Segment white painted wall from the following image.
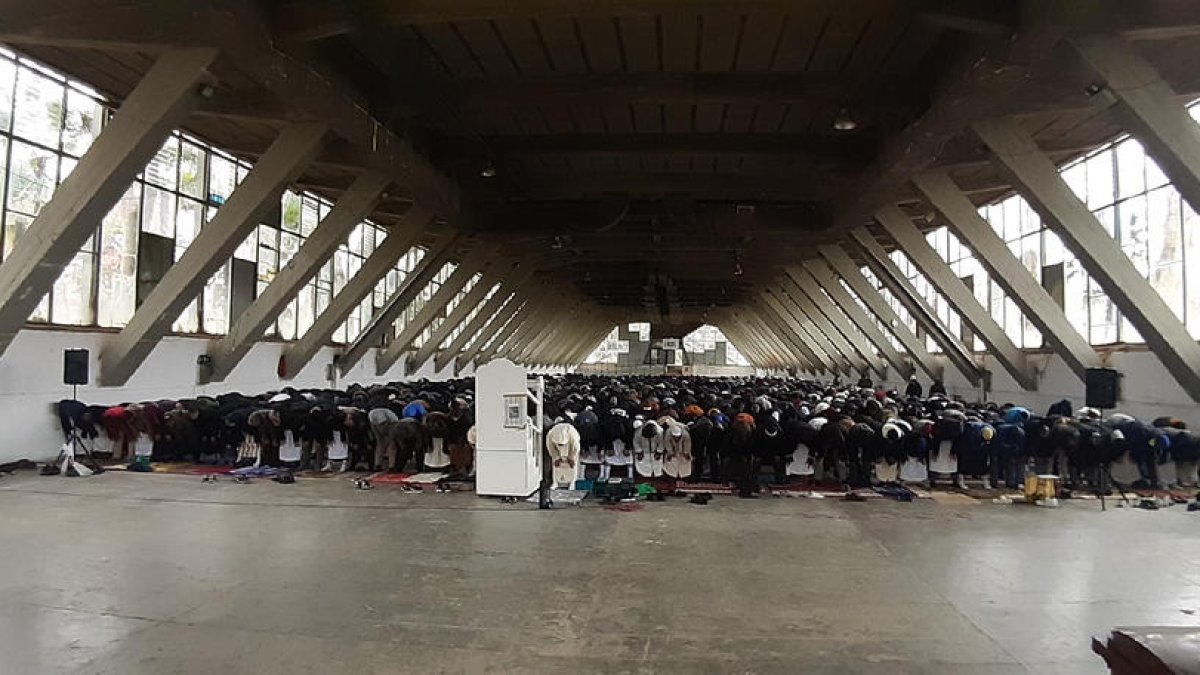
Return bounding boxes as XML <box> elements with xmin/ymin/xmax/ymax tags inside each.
<box><xmin>935</xmin><ymin>349</ymin><xmax>1200</xmax><ymax>423</ymax></box>
<box><xmin>799</xmin><ymin>349</ymin><xmax>1200</xmax><ymax>425</ymax></box>
<box><xmin>11</xmin><ymin>329</ymin><xmax>1198</xmax><ymax>464</ymax></box>
<box><xmin>1</xmin><ymin>329</ymin><xmax>472</xmax><ymax>464</ymax></box>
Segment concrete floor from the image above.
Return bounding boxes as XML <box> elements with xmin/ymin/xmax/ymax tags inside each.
<box><xmin>1</xmin><ymin>473</ymin><xmax>1198</xmax><ymax>674</ymax></box>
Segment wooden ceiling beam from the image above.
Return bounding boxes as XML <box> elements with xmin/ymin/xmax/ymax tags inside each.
<box><xmin>273</xmin><ymin>0</ymin><xmax>893</xmax><ymax>38</ymax></box>
<box><xmin>448</xmin><ymin>72</ymin><xmax>905</xmax><ymax>108</ymax></box>
<box><xmin>436</xmin><ymin>133</ymin><xmax>876</xmax><ymax>163</ymax></box>
<box><xmin>466</xmin><ymin>173</ymin><xmax>841</xmax><ymax>202</ymax></box>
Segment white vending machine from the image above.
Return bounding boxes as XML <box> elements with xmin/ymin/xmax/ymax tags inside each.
<box><xmin>475</xmin><ymin>358</ymin><xmax>544</xmax><ymax>496</ymax></box>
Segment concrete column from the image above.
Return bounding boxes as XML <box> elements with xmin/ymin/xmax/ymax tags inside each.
<box><xmin>404</xmin><ymin>259</ymin><xmax>517</xmax><ymax>373</ymax></box>
<box><xmin>204</xmin><ymin>172</ymin><xmax>394</xmax><ymax>383</ymax></box>
<box><xmin>787</xmin><ymin>263</ymin><xmax>907</xmax><ymax>379</ymax></box>
<box><xmin>770</xmin><ymin>284</ymin><xmax>867</xmax><ymax>373</ymax></box>
<box><xmin>280</xmin><ymin>212</ymin><xmax>432</xmax><ymax>380</ymax></box>
<box><xmin>759</xmin><ymin>290</ymin><xmax>850</xmax><ymax>373</ymax></box>
<box><xmin>0</xmin><ymin>48</ymin><xmax>217</xmax><ymax>358</ymax></box>
<box><xmin>1075</xmin><ymin>35</ymin><xmax>1200</xmax><ymax>222</ymax></box>
<box><xmin>335</xmin><ymin>233</ymin><xmax>463</xmax><ymax>374</ymax></box>
<box><xmin>433</xmin><ymin>271</ymin><xmax>533</xmax><ymax>372</ymax></box>
<box><xmin>809</xmin><ymin>250</ymin><xmax>941</xmax><ymax>380</ymax></box>
<box><xmin>376</xmin><ymin>245</ymin><xmax>493</xmax><ymax>374</ymax></box>
<box><xmin>975</xmin><ymin>115</ymin><xmax>1200</xmax><ymax>400</ymax></box>
<box><xmin>913</xmin><ymin>172</ymin><xmax>1101</xmax><ymax>380</ymax></box>
<box><xmin>102</xmin><ymin>122</ymin><xmax>328</xmax><ymax>385</ymax></box>
<box><xmin>779</xmin><ymin>274</ymin><xmax>889</xmax><ymax>378</ymax></box>
<box><xmin>849</xmin><ymin>227</ymin><xmax>982</xmax><ymax>384</ymax></box>
<box><xmin>856</xmin><ymin>210</ymin><xmax>1036</xmax><ymax>388</ymax></box>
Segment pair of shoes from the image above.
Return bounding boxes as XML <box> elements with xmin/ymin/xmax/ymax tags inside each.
<box><xmin>689</xmin><ymin>493</ymin><xmax>711</xmax><ymax>505</ymax></box>
<box><xmin>353</xmin><ymin>478</ymin><xmax>373</xmax><ymax>490</ymax></box>
<box><xmin>201</xmin><ymin>474</ymin><xmax>219</xmax><ymax>483</ymax></box>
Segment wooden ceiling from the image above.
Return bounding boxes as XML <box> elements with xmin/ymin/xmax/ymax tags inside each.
<box><xmin>273</xmin><ymin>0</ymin><xmax>976</xmax><ymax>322</ymax></box>
<box><xmin>3</xmin><ymin>1</ymin><xmax>1200</xmax><ymax>331</ymax></box>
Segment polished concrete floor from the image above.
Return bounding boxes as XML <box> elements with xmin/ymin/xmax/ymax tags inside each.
<box><xmin>1</xmin><ymin>472</ymin><xmax>1198</xmax><ymax>674</ymax></box>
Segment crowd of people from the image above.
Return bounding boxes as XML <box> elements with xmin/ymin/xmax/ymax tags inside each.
<box><xmin>541</xmin><ymin>375</ymin><xmax>1198</xmax><ymax>496</ymax></box>
<box><xmin>56</xmin><ymin>382</ymin><xmax>477</xmax><ymax>475</ymax></box>
<box><xmin>54</xmin><ymin>373</ymin><xmax>1198</xmax><ymax>498</ymax></box>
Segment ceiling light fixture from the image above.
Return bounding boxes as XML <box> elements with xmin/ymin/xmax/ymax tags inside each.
<box><xmin>833</xmin><ymin>108</ymin><xmax>858</xmax><ymax>131</ymax></box>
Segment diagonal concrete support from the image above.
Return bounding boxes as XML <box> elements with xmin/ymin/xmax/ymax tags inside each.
<box><xmin>457</xmin><ymin>293</ymin><xmax>533</xmax><ymax>370</ymax></box>
<box><xmin>778</xmin><ymin>274</ymin><xmax>888</xmax><ymax>379</ymax></box>
<box><xmin>433</xmin><ymin>271</ymin><xmax>533</xmax><ymax>372</ymax></box>
<box><xmin>739</xmin><ymin>305</ymin><xmax>810</xmax><ymax>370</ymax></box>
<box><xmin>376</xmin><ymin>245</ymin><xmax>492</xmax><ymax>374</ymax></box>
<box><xmin>811</xmin><ymin>250</ymin><xmax>942</xmax><ymax>380</ymax></box>
<box><xmin>744</xmin><ymin>308</ymin><xmax>805</xmax><ymax>370</ymax></box>
<box><xmin>102</xmin><ymin>122</ymin><xmax>328</xmax><ymax>385</ymax></box>
<box><xmin>770</xmin><ymin>283</ymin><xmax>868</xmax><ymax>373</ymax></box>
<box><xmin>545</xmin><ymin>312</ymin><xmax>606</xmax><ymax>365</ymax></box>
<box><xmin>508</xmin><ymin>295</ymin><xmax>586</xmax><ymax>363</ymax></box>
<box><xmin>472</xmin><ymin>292</ymin><xmax>551</xmax><ymax>367</ymax></box>
<box><xmin>1074</xmin><ymin>35</ymin><xmax>1200</xmax><ymax>223</ymax></box>
<box><xmin>759</xmin><ymin>290</ymin><xmax>850</xmax><ymax>373</ymax></box>
<box><xmin>794</xmin><ymin>261</ymin><xmax>912</xmax><ymax>378</ymax></box>
<box><xmin>849</xmin><ymin>227</ymin><xmax>982</xmax><ymax>384</ymax></box>
<box><xmin>975</xmin><ymin>116</ymin><xmax>1200</xmax><ymax>400</ymax></box>
<box><xmin>717</xmin><ymin>314</ymin><xmax>773</xmax><ymax>368</ymax></box>
<box><xmin>203</xmin><ymin>172</ymin><xmax>394</xmax><ymax>383</ymax></box>
<box><xmin>335</xmin><ymin>234</ymin><xmax>464</xmax><ymax>374</ymax></box>
<box><xmin>787</xmin><ymin>263</ymin><xmax>902</xmax><ymax>379</ymax></box>
<box><xmin>282</xmin><ymin>211</ymin><xmax>433</xmax><ymax>379</ymax></box>
<box><xmin>913</xmin><ymin>172</ymin><xmax>1101</xmax><ymax>381</ymax></box>
<box><xmin>570</xmin><ymin>319</ymin><xmax>616</xmax><ymax>365</ymax></box>
<box><xmin>744</xmin><ymin>300</ymin><xmax>819</xmax><ymax>371</ymax></box>
<box><xmin>717</xmin><ymin>319</ymin><xmax>771</xmax><ymax>368</ymax></box>
<box><xmin>566</xmin><ymin>321</ymin><xmax>615</xmax><ymax>365</ymax></box>
<box><xmin>407</xmin><ymin>261</ymin><xmax>516</xmax><ymax>373</ymax></box>
<box><xmin>717</xmin><ymin>319</ymin><xmax>764</xmax><ymax>368</ymax></box>
<box><xmin>490</xmin><ymin>299</ymin><xmax>556</xmax><ymax>364</ymax></box>
<box><xmin>372</xmin><ymin>246</ymin><xmax>489</xmax><ymax>372</ymax></box>
<box><xmin>866</xmin><ymin>211</ymin><xmax>1036</xmax><ymax>389</ymax></box>
<box><xmin>518</xmin><ymin>308</ymin><xmax>590</xmax><ymax>364</ymax></box>
<box><xmin>0</xmin><ymin>48</ymin><xmax>217</xmax><ymax>358</ymax></box>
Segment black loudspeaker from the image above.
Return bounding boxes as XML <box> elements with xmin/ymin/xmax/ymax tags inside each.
<box><xmin>63</xmin><ymin>348</ymin><xmax>90</xmax><ymax>386</ymax></box>
<box><xmin>1084</xmin><ymin>368</ymin><xmax>1120</xmax><ymax>409</ymax></box>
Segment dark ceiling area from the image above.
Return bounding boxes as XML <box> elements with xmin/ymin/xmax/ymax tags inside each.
<box><xmin>3</xmin><ymin>0</ymin><xmax>1200</xmax><ymax>335</ymax></box>
<box><xmin>273</xmin><ymin>0</ymin><xmax>976</xmax><ymax>323</ymax></box>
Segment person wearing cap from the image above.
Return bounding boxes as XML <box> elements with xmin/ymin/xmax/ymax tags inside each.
<box><xmin>661</xmin><ymin>418</ymin><xmax>692</xmax><ymax>479</ymax></box>
<box><xmin>905</xmin><ymin>376</ymin><xmax>923</xmax><ymax>399</ymax></box>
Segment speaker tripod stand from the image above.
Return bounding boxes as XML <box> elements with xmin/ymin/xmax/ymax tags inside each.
<box><xmin>44</xmin><ymin>382</ymin><xmax>102</xmax><ymax>476</ymax></box>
